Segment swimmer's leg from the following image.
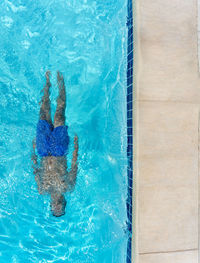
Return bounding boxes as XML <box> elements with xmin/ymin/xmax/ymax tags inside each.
<box><xmin>54</xmin><ymin>71</ymin><xmax>66</xmax><ymax>128</ymax></box>
<box><xmin>39</xmin><ymin>71</ymin><xmax>52</xmax><ymax>125</ymax></box>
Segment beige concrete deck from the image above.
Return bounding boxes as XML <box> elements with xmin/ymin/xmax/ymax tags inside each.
<box><xmin>135</xmin><ymin>0</ymin><xmax>200</xmax><ymax>262</ymax></box>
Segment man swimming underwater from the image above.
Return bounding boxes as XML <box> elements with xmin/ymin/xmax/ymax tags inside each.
<box><xmin>31</xmin><ymin>71</ymin><xmax>78</xmax><ymax>217</ymax></box>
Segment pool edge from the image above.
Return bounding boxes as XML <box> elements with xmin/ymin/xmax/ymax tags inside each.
<box><xmin>126</xmin><ymin>0</ymin><xmax>139</xmax><ymax>262</ymax></box>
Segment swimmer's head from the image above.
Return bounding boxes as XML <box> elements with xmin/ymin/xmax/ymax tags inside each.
<box><xmin>50</xmin><ymin>193</ymin><xmax>66</xmax><ymax>217</ymax></box>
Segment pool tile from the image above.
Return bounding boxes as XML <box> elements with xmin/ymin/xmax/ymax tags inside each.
<box><xmin>138</xmin><ymin>101</ymin><xmax>199</xmax><ymax>253</ymax></box>
<box><xmin>139</xmin><ymin>183</ymin><xmax>198</xmax><ymax>253</ymax></box>
<box><xmin>138</xmin><ymin>0</ymin><xmax>200</xmax><ymax>102</ymax></box>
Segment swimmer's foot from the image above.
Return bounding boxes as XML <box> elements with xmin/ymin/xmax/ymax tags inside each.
<box><xmin>46</xmin><ymin>70</ymin><xmax>51</xmax><ymax>79</ymax></box>
<box><xmin>57</xmin><ymin>71</ymin><xmax>63</xmax><ymax>82</ymax></box>
<box><xmin>45</xmin><ymin>71</ymin><xmax>51</xmax><ymax>88</ymax></box>
<box><xmin>57</xmin><ymin>71</ymin><xmax>65</xmax><ymax>98</ymax></box>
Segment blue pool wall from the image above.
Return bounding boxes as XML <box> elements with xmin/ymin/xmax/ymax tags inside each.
<box><xmin>127</xmin><ymin>0</ymin><xmax>133</xmax><ymax>262</ymax></box>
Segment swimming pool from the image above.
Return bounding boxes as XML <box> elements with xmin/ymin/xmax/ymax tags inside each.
<box><xmin>0</xmin><ymin>0</ymin><xmax>129</xmax><ymax>262</ymax></box>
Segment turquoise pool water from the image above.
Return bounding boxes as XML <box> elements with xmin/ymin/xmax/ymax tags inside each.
<box><xmin>0</xmin><ymin>0</ymin><xmax>128</xmax><ymax>262</ymax></box>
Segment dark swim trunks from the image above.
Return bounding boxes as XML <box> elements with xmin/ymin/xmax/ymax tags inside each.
<box><xmin>36</xmin><ymin>120</ymin><xmax>70</xmax><ymax>157</ymax></box>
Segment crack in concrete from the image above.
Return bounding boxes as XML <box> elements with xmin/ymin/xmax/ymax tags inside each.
<box><xmin>139</xmin><ymin>248</ymin><xmax>198</xmax><ymax>255</ymax></box>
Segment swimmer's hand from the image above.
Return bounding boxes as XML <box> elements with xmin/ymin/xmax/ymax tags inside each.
<box><xmin>73</xmin><ymin>134</ymin><xmax>78</xmax><ymax>170</ymax></box>
<box><xmin>74</xmin><ymin>134</ymin><xmax>78</xmax><ymax>152</ymax></box>
<box><xmin>32</xmin><ymin>138</ymin><xmax>36</xmax><ymax>149</ymax></box>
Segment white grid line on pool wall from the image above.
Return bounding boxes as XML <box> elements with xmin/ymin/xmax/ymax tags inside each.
<box><xmin>126</xmin><ymin>0</ymin><xmax>133</xmax><ymax>262</ymax></box>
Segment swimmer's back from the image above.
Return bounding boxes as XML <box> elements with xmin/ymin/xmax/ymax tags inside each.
<box><xmin>40</xmin><ymin>156</ymin><xmax>68</xmax><ymax>194</ymax></box>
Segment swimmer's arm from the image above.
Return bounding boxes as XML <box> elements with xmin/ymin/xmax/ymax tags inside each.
<box><xmin>31</xmin><ymin>138</ymin><xmax>38</xmax><ymax>168</ymax></box>
<box><xmin>31</xmin><ymin>138</ymin><xmax>39</xmax><ymax>168</ymax></box>
<box><xmin>67</xmin><ymin>135</ymin><xmax>78</xmax><ymax>192</ymax></box>
<box><xmin>31</xmin><ymin>139</ymin><xmax>43</xmax><ymax>194</ymax></box>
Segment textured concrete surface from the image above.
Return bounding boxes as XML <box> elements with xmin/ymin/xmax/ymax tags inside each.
<box><xmin>137</xmin><ymin>0</ymin><xmax>200</xmax><ymax>261</ymax></box>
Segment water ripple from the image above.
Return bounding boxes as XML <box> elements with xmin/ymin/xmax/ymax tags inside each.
<box><xmin>0</xmin><ymin>0</ymin><xmax>127</xmax><ymax>262</ymax></box>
